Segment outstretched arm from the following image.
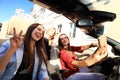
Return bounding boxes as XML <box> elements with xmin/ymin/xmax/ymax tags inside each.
<box><xmin>72</xmin><ymin>46</ymin><xmax>108</xmax><ymax>68</ymax></box>
<box><xmin>80</xmin><ymin>43</ymin><xmax>98</xmax><ymax>51</ymax></box>
<box><xmin>0</xmin><ymin>28</ymin><xmax>23</xmax><ymax>71</ymax></box>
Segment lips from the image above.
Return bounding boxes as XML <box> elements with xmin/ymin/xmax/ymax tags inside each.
<box><xmin>35</xmin><ymin>33</ymin><xmax>42</xmax><ymax>39</ymax></box>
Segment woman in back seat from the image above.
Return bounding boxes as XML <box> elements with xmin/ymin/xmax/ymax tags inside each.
<box><xmin>58</xmin><ymin>33</ymin><xmax>108</xmax><ymax>80</ymax></box>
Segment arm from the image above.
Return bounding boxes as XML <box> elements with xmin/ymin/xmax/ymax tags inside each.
<box><xmin>72</xmin><ymin>46</ymin><xmax>108</xmax><ymax>68</ymax></box>
<box><xmin>80</xmin><ymin>43</ymin><xmax>98</xmax><ymax>51</ymax></box>
<box><xmin>0</xmin><ymin>45</ymin><xmax>17</xmax><ymax>71</ymax></box>
<box><xmin>70</xmin><ymin>43</ymin><xmax>98</xmax><ymax>52</ymax></box>
<box><xmin>0</xmin><ymin>28</ymin><xmax>23</xmax><ymax>71</ymax></box>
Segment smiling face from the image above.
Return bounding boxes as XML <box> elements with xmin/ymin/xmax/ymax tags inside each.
<box><xmin>59</xmin><ymin>34</ymin><xmax>70</xmax><ymax>48</ymax></box>
<box><xmin>31</xmin><ymin>25</ymin><xmax>44</xmax><ymax>41</ymax></box>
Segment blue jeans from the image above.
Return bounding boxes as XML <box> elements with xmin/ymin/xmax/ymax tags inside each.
<box><xmin>66</xmin><ymin>72</ymin><xmax>106</xmax><ymax>80</ymax></box>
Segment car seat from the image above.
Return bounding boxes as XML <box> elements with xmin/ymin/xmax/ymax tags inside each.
<box><xmin>47</xmin><ymin>46</ymin><xmax>63</xmax><ymax>80</ymax></box>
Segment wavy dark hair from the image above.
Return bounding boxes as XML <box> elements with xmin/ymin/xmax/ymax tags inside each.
<box><xmin>23</xmin><ymin>23</ymin><xmax>48</xmax><ymax>77</ymax></box>
<box><xmin>58</xmin><ymin>33</ymin><xmax>71</xmax><ymax>50</ymax></box>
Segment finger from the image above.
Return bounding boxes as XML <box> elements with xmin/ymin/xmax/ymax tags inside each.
<box><xmin>13</xmin><ymin>27</ymin><xmax>16</xmax><ymax>36</ymax></box>
<box><xmin>18</xmin><ymin>30</ymin><xmax>23</xmax><ymax>36</ymax></box>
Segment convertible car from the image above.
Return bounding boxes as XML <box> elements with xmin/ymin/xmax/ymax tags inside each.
<box><xmin>29</xmin><ymin>0</ymin><xmax>118</xmax><ymax>39</ymax></box>
<box><xmin>0</xmin><ymin>0</ymin><xmax>120</xmax><ymax>80</ymax></box>
<box><xmin>28</xmin><ymin>0</ymin><xmax>120</xmax><ymax>80</ymax></box>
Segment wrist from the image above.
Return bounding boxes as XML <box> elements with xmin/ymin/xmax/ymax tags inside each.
<box><xmin>84</xmin><ymin>55</ymin><xmax>97</xmax><ymax>66</ymax></box>
<box><xmin>90</xmin><ymin>43</ymin><xmax>94</xmax><ymax>47</ymax></box>
<box><xmin>9</xmin><ymin>47</ymin><xmax>18</xmax><ymax>52</ymax></box>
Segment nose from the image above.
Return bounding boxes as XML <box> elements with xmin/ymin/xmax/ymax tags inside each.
<box><xmin>38</xmin><ymin>31</ymin><xmax>44</xmax><ymax>36</ymax></box>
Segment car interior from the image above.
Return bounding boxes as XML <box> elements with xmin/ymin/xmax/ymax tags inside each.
<box><xmin>28</xmin><ymin>0</ymin><xmax>120</xmax><ymax>80</ymax></box>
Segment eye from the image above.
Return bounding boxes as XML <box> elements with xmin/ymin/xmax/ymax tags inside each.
<box><xmin>37</xmin><ymin>28</ymin><xmax>41</xmax><ymax>31</ymax></box>
<box><xmin>37</xmin><ymin>28</ymin><xmax>44</xmax><ymax>32</ymax></box>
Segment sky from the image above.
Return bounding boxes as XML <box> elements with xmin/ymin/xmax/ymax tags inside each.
<box><xmin>0</xmin><ymin>0</ymin><xmax>34</xmax><ymax>23</ymax></box>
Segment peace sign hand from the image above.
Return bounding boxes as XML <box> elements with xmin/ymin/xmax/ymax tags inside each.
<box><xmin>10</xmin><ymin>27</ymin><xmax>23</xmax><ymax>49</ymax></box>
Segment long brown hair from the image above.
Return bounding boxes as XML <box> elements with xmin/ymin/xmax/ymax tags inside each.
<box><xmin>58</xmin><ymin>33</ymin><xmax>71</xmax><ymax>50</ymax></box>
<box><xmin>23</xmin><ymin>23</ymin><xmax>48</xmax><ymax>75</ymax></box>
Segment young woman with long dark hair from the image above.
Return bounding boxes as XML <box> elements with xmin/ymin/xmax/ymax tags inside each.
<box><xmin>0</xmin><ymin>23</ymin><xmax>49</xmax><ymax>80</ymax></box>
<box><xmin>58</xmin><ymin>33</ymin><xmax>108</xmax><ymax>80</ymax></box>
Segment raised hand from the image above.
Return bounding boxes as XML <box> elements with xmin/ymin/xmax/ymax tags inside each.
<box><xmin>0</xmin><ymin>28</ymin><xmax>23</xmax><ymax>70</ymax></box>
<box><xmin>93</xmin><ymin>46</ymin><xmax>108</xmax><ymax>63</ymax></box>
<box><xmin>10</xmin><ymin>27</ymin><xmax>23</xmax><ymax>49</ymax></box>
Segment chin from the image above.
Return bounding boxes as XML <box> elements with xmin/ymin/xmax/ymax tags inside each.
<box><xmin>33</xmin><ymin>38</ymin><xmax>39</xmax><ymax>42</ymax></box>
<box><xmin>36</xmin><ymin>39</ymin><xmax>40</xmax><ymax>41</ymax></box>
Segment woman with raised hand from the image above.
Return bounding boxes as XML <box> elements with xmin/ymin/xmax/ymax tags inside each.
<box><xmin>0</xmin><ymin>23</ymin><xmax>49</xmax><ymax>80</ymax></box>
<box><xmin>58</xmin><ymin>33</ymin><xmax>108</xmax><ymax>80</ymax></box>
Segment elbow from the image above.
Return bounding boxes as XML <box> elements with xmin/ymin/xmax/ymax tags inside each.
<box><xmin>72</xmin><ymin>60</ymin><xmax>79</xmax><ymax>68</ymax></box>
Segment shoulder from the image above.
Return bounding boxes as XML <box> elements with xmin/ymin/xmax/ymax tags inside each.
<box><xmin>60</xmin><ymin>49</ymin><xmax>68</xmax><ymax>56</ymax></box>
<box><xmin>60</xmin><ymin>49</ymin><xmax>66</xmax><ymax>53</ymax></box>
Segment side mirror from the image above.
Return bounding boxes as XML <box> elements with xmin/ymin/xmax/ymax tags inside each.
<box><xmin>76</xmin><ymin>17</ymin><xmax>93</xmax><ymax>27</ymax></box>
